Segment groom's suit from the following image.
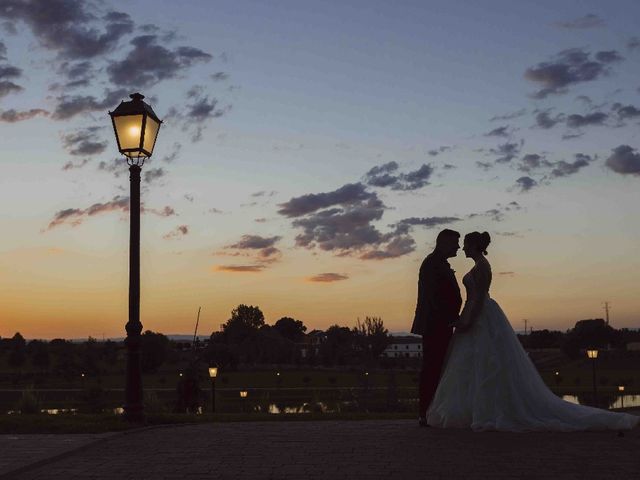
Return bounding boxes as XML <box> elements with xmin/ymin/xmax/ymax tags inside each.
<box><xmin>411</xmin><ymin>252</ymin><xmax>462</xmax><ymax>418</ymax></box>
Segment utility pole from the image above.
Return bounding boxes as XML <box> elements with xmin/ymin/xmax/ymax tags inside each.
<box><xmin>523</xmin><ymin>319</ymin><xmax>528</xmax><ymax>335</ymax></box>
<box><xmin>603</xmin><ymin>302</ymin><xmax>610</xmax><ymax>326</ymax></box>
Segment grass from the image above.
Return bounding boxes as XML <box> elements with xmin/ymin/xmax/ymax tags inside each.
<box><xmin>0</xmin><ymin>411</ymin><xmax>418</xmax><ymax>434</ymax></box>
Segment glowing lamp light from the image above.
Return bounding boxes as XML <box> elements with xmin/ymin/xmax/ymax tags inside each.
<box><xmin>109</xmin><ymin>93</ymin><xmax>162</xmax><ymax>165</ymax></box>
<box><xmin>555</xmin><ymin>371</ymin><xmax>559</xmax><ymax>376</ymax></box>
<box><xmin>208</xmin><ymin>367</ymin><xmax>218</xmax><ymax>378</ymax></box>
<box><xmin>240</xmin><ymin>390</ymin><xmax>248</xmax><ymax>398</ymax></box>
<box><xmin>618</xmin><ymin>385</ymin><xmax>625</xmax><ymax>392</ymax></box>
<box><xmin>587</xmin><ymin>349</ymin><xmax>599</xmax><ymax>359</ymax></box>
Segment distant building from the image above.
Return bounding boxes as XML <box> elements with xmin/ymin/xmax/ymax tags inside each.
<box><xmin>627</xmin><ymin>342</ymin><xmax>640</xmax><ymax>351</ymax></box>
<box><xmin>382</xmin><ymin>336</ymin><xmax>422</xmax><ymax>358</ymax></box>
<box><xmin>299</xmin><ymin>330</ymin><xmax>326</xmax><ymax>358</ymax></box>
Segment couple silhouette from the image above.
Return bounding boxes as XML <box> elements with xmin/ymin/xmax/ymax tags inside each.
<box><xmin>411</xmin><ymin>229</ymin><xmax>638</xmax><ymax>432</ymax></box>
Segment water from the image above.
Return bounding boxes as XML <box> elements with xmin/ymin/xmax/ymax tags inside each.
<box><xmin>3</xmin><ymin>389</ymin><xmax>639</xmax><ymax>414</ymax></box>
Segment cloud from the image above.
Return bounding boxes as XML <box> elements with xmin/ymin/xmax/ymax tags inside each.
<box><xmin>565</xmin><ymin>111</ymin><xmax>608</xmax><ymax>128</ymax></box>
<box><xmin>363</xmin><ymin>162</ymin><xmax>434</xmax><ymax>190</ymax></box>
<box><xmin>97</xmin><ymin>158</ymin><xmax>124</xmax><ymax>177</ymax></box>
<box><xmin>46</xmin><ymin>195</ymin><xmax>129</xmax><ymax>230</ymax></box>
<box><xmin>467</xmin><ymin>202</ymin><xmax>521</xmax><ymax>223</ymax></box>
<box><xmin>363</xmin><ymin>161</ymin><xmax>399</xmax><ymax>187</ymax></box>
<box><xmin>534</xmin><ymin>110</ymin><xmax>564</xmax><ymax>129</ymax></box>
<box><xmin>554</xmin><ymin>14</ymin><xmax>604</xmax><ymax>29</ymax></box>
<box><xmin>144</xmin><ymin>205</ymin><xmax>176</xmax><ymax>217</ymax></box>
<box><xmin>222</xmin><ymin>234</ymin><xmax>283</xmax><ymax>265</ymax></box>
<box><xmin>359</xmin><ymin>236</ymin><xmax>416</xmax><ymax>260</ymax></box>
<box><xmin>62</xmin><ymin>158</ymin><xmax>90</xmax><ymax>170</ymax></box>
<box><xmin>612</xmin><ymin>103</ymin><xmax>640</xmax><ymax>121</ymax></box>
<box><xmin>485</xmin><ymin>126</ymin><xmax>510</xmax><ymax>137</ymax></box>
<box><xmin>498</xmin><ymin>271</ymin><xmax>516</xmax><ymax>276</ymax></box>
<box><xmin>107</xmin><ymin>35</ymin><xmax>211</xmax><ymax>87</ymax></box>
<box><xmin>0</xmin><ymin>62</ymin><xmax>23</xmax><ymax>97</ymax></box>
<box><xmin>491</xmin><ymin>141</ymin><xmax>522</xmax><ymax>163</ymax></box>
<box><xmin>489</xmin><ymin>109</ymin><xmax>526</xmax><ymax>122</ymax></box>
<box><xmin>228</xmin><ymin>235</ymin><xmax>281</xmax><ymax>250</ymax></box>
<box><xmin>548</xmin><ymin>154</ymin><xmax>594</xmax><ymax>178</ymax></box>
<box><xmin>143</xmin><ymin>167</ymin><xmax>166</xmax><ymax>184</ymax></box>
<box><xmin>214</xmin><ymin>265</ymin><xmax>265</xmax><ymax>273</ymax></box>
<box><xmin>525</xmin><ymin>48</ymin><xmax>622</xmax><ymax>98</ymax></box>
<box><xmin>476</xmin><ymin>161</ymin><xmax>493</xmax><ymax>171</ymax></box>
<box><xmin>211</xmin><ymin>71</ymin><xmax>229</xmax><ymax>81</ymax></box>
<box><xmin>307</xmin><ymin>273</ymin><xmax>349</xmax><ymax>283</ymax></box>
<box><xmin>279</xmin><ymin>182</ymin><xmax>414</xmax><ymax>259</ymax></box>
<box><xmin>518</xmin><ymin>154</ymin><xmax>544</xmax><ymax>172</ymax></box>
<box><xmin>159</xmin><ymin>142</ymin><xmax>182</xmax><ymax>163</ymax></box>
<box><xmin>562</xmin><ymin>132</ymin><xmax>584</xmax><ymax>140</ymax></box>
<box><xmin>208</xmin><ymin>207</ymin><xmax>224</xmax><ymax>214</ymax></box>
<box><xmin>251</xmin><ymin>190</ymin><xmax>278</xmax><ymax>198</ymax></box>
<box><xmin>54</xmin><ymin>60</ymin><xmax>94</xmax><ymax>89</ymax></box>
<box><xmin>61</xmin><ymin>127</ymin><xmax>107</xmax><ymax>156</ymax></box>
<box><xmin>393</xmin><ymin>216</ymin><xmax>461</xmax><ymax>235</ymax></box>
<box><xmin>605</xmin><ymin>145</ymin><xmax>640</xmax><ymax>175</ymax></box>
<box><xmin>628</xmin><ymin>37</ymin><xmax>640</xmax><ymax>50</ymax></box>
<box><xmin>278</xmin><ymin>183</ymin><xmax>374</xmax><ymax>218</ymax></box>
<box><xmin>168</xmin><ymin>87</ymin><xmax>230</xmax><ymax>142</ymax></box>
<box><xmin>163</xmin><ymin>225</ymin><xmax>188</xmax><ymax>240</ymax></box>
<box><xmin>0</xmin><ymin>108</ymin><xmax>49</xmax><ymax>122</ymax></box>
<box><xmin>427</xmin><ymin>145</ymin><xmax>452</xmax><ymax>156</ymax></box>
<box><xmin>515</xmin><ymin>176</ymin><xmax>538</xmax><ymax>192</ymax></box>
<box><xmin>0</xmin><ymin>40</ymin><xmax>6</xmax><ymax>60</ymax></box>
<box><xmin>0</xmin><ymin>2</ymin><xmax>134</xmax><ymax>60</ymax></box>
<box><xmin>52</xmin><ymin>88</ymin><xmax>128</xmax><ymax>120</ymax></box>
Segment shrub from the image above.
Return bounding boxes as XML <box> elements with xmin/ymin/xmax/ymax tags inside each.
<box><xmin>16</xmin><ymin>388</ymin><xmax>41</xmax><ymax>414</ymax></box>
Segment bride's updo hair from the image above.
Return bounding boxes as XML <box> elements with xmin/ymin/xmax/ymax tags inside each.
<box><xmin>465</xmin><ymin>231</ymin><xmax>491</xmax><ymax>255</ymax></box>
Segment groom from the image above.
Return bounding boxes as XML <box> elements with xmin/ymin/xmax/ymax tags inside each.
<box><xmin>411</xmin><ymin>229</ymin><xmax>462</xmax><ymax>426</ymax></box>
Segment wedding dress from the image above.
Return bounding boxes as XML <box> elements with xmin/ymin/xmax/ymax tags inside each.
<box><xmin>427</xmin><ymin>260</ymin><xmax>639</xmax><ymax>432</ymax></box>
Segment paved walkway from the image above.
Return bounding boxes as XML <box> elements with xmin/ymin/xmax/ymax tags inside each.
<box><xmin>2</xmin><ymin>420</ymin><xmax>639</xmax><ymax>479</ymax></box>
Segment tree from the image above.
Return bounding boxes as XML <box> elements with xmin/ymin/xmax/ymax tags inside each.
<box><xmin>221</xmin><ymin>304</ymin><xmax>265</xmax><ymax>344</ymax></box>
<box><xmin>273</xmin><ymin>317</ymin><xmax>307</xmax><ymax>342</ymax></box>
<box><xmin>8</xmin><ymin>332</ymin><xmax>27</xmax><ymax>371</ymax></box>
<box><xmin>141</xmin><ymin>330</ymin><xmax>170</xmax><ymax>373</ymax></box>
<box><xmin>320</xmin><ymin>325</ymin><xmax>356</xmax><ymax>366</ymax></box>
<box><xmin>353</xmin><ymin>316</ymin><xmax>391</xmax><ymax>361</ymax></box>
<box><xmin>28</xmin><ymin>340</ymin><xmax>50</xmax><ymax>372</ymax></box>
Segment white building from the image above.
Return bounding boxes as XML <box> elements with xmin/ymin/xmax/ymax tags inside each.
<box><xmin>383</xmin><ymin>336</ymin><xmax>422</xmax><ymax>358</ymax></box>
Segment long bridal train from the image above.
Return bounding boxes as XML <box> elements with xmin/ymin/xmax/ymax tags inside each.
<box><xmin>427</xmin><ymin>297</ymin><xmax>639</xmax><ymax>432</ymax></box>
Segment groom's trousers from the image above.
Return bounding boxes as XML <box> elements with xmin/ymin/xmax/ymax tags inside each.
<box><xmin>419</xmin><ymin>322</ymin><xmax>453</xmax><ymax>417</ymax></box>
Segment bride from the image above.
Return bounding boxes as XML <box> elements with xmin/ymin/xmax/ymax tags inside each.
<box><xmin>427</xmin><ymin>231</ymin><xmax>639</xmax><ymax>431</ymax></box>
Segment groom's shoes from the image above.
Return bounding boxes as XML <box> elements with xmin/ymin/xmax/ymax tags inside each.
<box><xmin>418</xmin><ymin>417</ymin><xmax>430</xmax><ymax>428</ymax></box>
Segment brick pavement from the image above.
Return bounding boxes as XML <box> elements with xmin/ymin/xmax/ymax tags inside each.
<box><xmin>2</xmin><ymin>419</ymin><xmax>639</xmax><ymax>479</ymax></box>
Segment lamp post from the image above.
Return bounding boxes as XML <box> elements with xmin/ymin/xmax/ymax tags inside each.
<box><xmin>208</xmin><ymin>367</ymin><xmax>218</xmax><ymax>413</ymax></box>
<box><xmin>109</xmin><ymin>93</ymin><xmax>162</xmax><ymax>422</ymax></box>
<box><xmin>618</xmin><ymin>385</ymin><xmax>625</xmax><ymax>409</ymax></box>
<box><xmin>586</xmin><ymin>349</ymin><xmax>599</xmax><ymax>407</ymax></box>
<box><xmin>240</xmin><ymin>390</ymin><xmax>248</xmax><ymax>413</ymax></box>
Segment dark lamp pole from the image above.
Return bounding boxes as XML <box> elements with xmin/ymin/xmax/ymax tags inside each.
<box><xmin>587</xmin><ymin>349</ymin><xmax>598</xmax><ymax>407</ymax></box>
<box><xmin>208</xmin><ymin>367</ymin><xmax>218</xmax><ymax>413</ymax></box>
<box><xmin>109</xmin><ymin>93</ymin><xmax>163</xmax><ymax>422</ymax></box>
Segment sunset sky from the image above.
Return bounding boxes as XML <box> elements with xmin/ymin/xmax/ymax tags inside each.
<box><xmin>1</xmin><ymin>0</ymin><xmax>639</xmax><ymax>339</ymax></box>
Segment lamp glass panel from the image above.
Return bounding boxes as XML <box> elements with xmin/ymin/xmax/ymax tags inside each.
<box><xmin>143</xmin><ymin>116</ymin><xmax>160</xmax><ymax>154</ymax></box>
<box><xmin>114</xmin><ymin>114</ymin><xmax>144</xmax><ymax>151</ymax></box>
<box><xmin>209</xmin><ymin>367</ymin><xmax>218</xmax><ymax>378</ymax></box>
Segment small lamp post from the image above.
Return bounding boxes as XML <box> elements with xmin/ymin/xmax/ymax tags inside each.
<box><xmin>240</xmin><ymin>390</ymin><xmax>248</xmax><ymax>413</ymax></box>
<box><xmin>554</xmin><ymin>371</ymin><xmax>560</xmax><ymax>387</ymax></box>
<box><xmin>208</xmin><ymin>367</ymin><xmax>218</xmax><ymax>413</ymax></box>
<box><xmin>109</xmin><ymin>93</ymin><xmax>162</xmax><ymax>422</ymax></box>
<box><xmin>587</xmin><ymin>349</ymin><xmax>599</xmax><ymax>406</ymax></box>
<box><xmin>618</xmin><ymin>385</ymin><xmax>625</xmax><ymax>409</ymax></box>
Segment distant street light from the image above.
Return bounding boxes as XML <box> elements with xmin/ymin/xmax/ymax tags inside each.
<box><xmin>586</xmin><ymin>349</ymin><xmax>599</xmax><ymax>406</ymax></box>
<box><xmin>618</xmin><ymin>385</ymin><xmax>625</xmax><ymax>409</ymax></box>
<box><xmin>240</xmin><ymin>390</ymin><xmax>248</xmax><ymax>413</ymax></box>
<box><xmin>109</xmin><ymin>93</ymin><xmax>163</xmax><ymax>422</ymax></box>
<box><xmin>208</xmin><ymin>367</ymin><xmax>218</xmax><ymax>413</ymax></box>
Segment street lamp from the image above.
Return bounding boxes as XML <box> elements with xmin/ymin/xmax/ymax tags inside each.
<box><xmin>208</xmin><ymin>367</ymin><xmax>218</xmax><ymax>413</ymax></box>
<box><xmin>618</xmin><ymin>385</ymin><xmax>625</xmax><ymax>409</ymax></box>
<box><xmin>586</xmin><ymin>349</ymin><xmax>598</xmax><ymax>407</ymax></box>
<box><xmin>240</xmin><ymin>390</ymin><xmax>248</xmax><ymax>413</ymax></box>
<box><xmin>109</xmin><ymin>93</ymin><xmax>163</xmax><ymax>422</ymax></box>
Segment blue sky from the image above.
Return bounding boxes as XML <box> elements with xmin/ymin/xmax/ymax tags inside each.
<box><xmin>0</xmin><ymin>0</ymin><xmax>639</xmax><ymax>338</ymax></box>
